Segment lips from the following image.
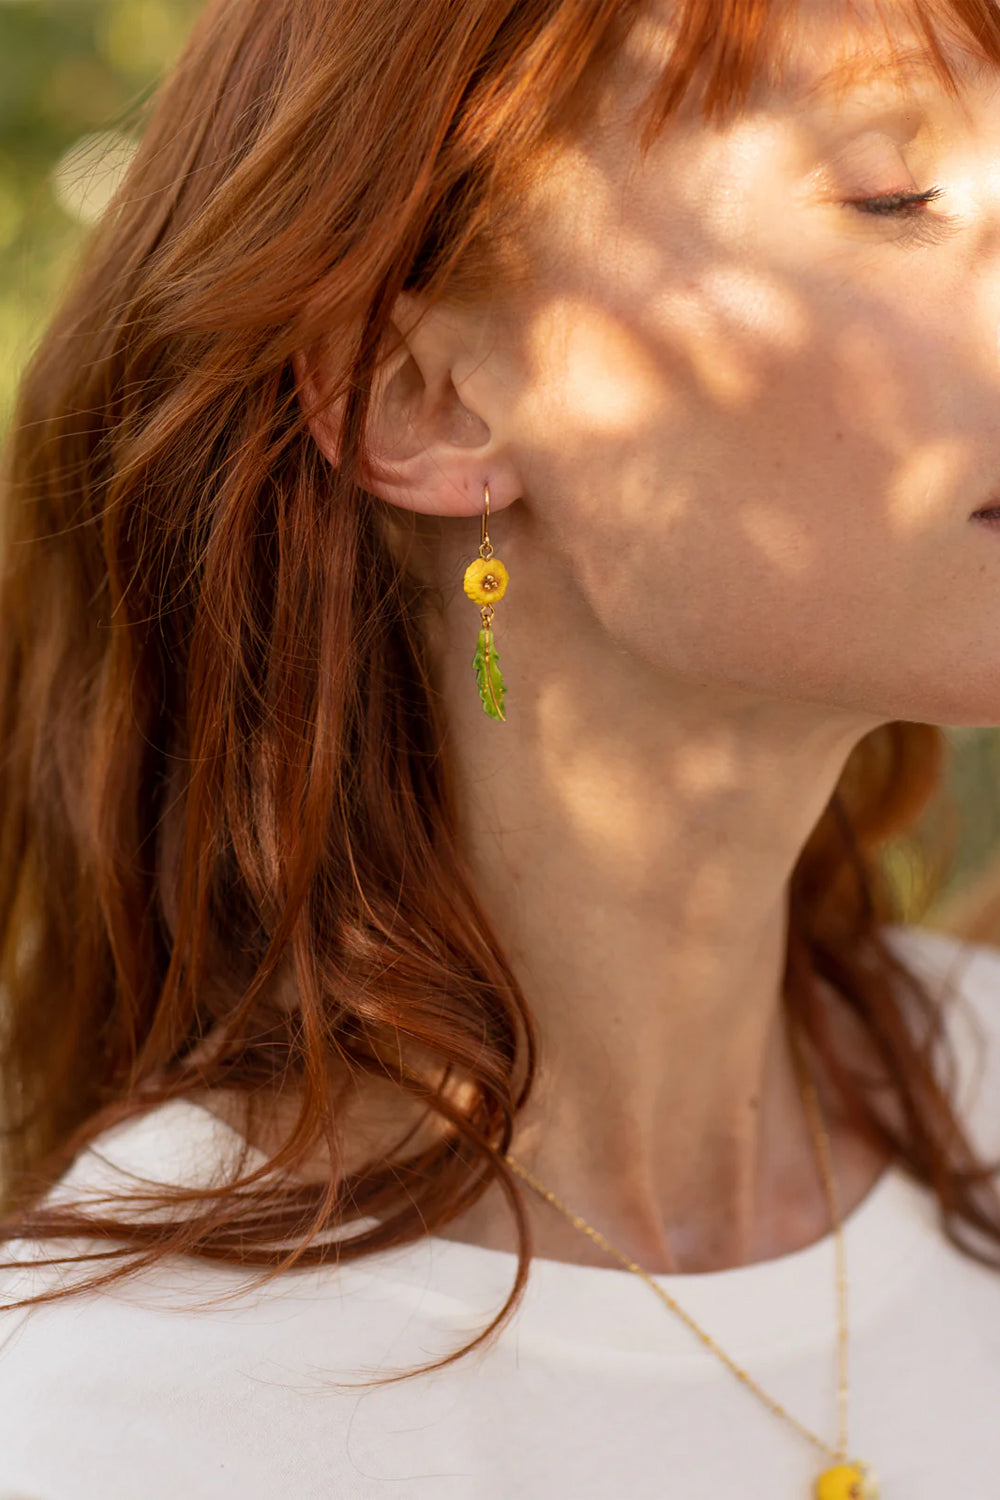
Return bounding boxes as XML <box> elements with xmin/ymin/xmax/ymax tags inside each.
<box><xmin>971</xmin><ymin>507</ymin><xmax>1000</xmax><ymax>519</ymax></box>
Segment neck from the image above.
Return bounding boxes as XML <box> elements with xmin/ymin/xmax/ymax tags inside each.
<box><xmin>419</xmin><ymin>517</ymin><xmax>890</xmax><ymax>1273</ymax></box>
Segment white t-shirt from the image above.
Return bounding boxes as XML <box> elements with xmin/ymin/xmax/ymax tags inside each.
<box><xmin>2</xmin><ymin>922</ymin><xmax>1000</xmax><ymax>1499</ymax></box>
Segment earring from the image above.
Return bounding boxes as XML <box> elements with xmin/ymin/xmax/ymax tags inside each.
<box><xmin>462</xmin><ymin>481</ymin><xmax>509</xmax><ymax>721</ymax></box>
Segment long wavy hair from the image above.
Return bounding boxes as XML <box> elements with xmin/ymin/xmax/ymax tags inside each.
<box><xmin>3</xmin><ymin>0</ymin><xmax>1000</xmax><ymax>1384</ymax></box>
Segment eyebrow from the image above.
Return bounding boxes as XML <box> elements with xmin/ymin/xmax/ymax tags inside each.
<box><xmin>787</xmin><ymin>45</ymin><xmax>999</xmax><ymax>105</ymax></box>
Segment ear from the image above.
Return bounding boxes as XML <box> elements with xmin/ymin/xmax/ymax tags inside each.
<box><xmin>293</xmin><ymin>293</ymin><xmax>521</xmax><ymax>518</ymax></box>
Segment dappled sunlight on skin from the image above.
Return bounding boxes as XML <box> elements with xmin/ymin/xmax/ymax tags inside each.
<box><xmin>519</xmin><ymin>298</ymin><xmax>678</xmax><ymax>437</ymax></box>
<box><xmin>674</xmin><ymin>263</ymin><xmax>812</xmax><ymax>403</ymax></box>
<box><xmin>528</xmin><ymin>648</ymin><xmax>840</xmax><ymax>900</ymax></box>
<box><xmin>829</xmin><ymin>318</ymin><xmax>923</xmax><ymax>453</ymax></box>
<box><xmin>886</xmin><ymin>439</ymin><xmax>982</xmax><ymax>533</ymax></box>
<box><xmin>645</xmin><ymin>266</ymin><xmax>803</xmax><ymax>409</ymax></box>
<box><xmin>532</xmin><ymin>688</ymin><xmax>650</xmax><ymax>865</ymax></box>
<box><xmin>351</xmin><ymin>0</ymin><xmax>1000</xmax><ymax>1271</ymax></box>
<box><xmin>466</xmin><ymin>0</ymin><xmax>1000</xmax><ymax>732</ymax></box>
<box><xmin>671</xmin><ymin>735</ymin><xmax>761</xmax><ymax>796</ymax></box>
<box><xmin>740</xmin><ymin>499</ymin><xmax>820</xmax><ymax>577</ymax></box>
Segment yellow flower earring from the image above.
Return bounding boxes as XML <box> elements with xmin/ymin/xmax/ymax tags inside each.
<box><xmin>462</xmin><ymin>481</ymin><xmax>509</xmax><ymax>721</ymax></box>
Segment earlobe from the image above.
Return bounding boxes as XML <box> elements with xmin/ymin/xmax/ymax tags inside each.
<box><xmin>293</xmin><ymin>298</ymin><xmax>522</xmax><ymax>519</ymax></box>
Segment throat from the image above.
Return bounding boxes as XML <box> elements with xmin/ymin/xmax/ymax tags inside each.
<box><xmin>435</xmin><ymin>1119</ymin><xmax>893</xmax><ymax>1275</ymax></box>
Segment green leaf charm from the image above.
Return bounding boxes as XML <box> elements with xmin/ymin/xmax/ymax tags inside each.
<box><xmin>473</xmin><ymin>626</ymin><xmax>507</xmax><ymax>721</ymax></box>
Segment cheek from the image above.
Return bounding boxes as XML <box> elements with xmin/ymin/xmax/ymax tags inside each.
<box><xmin>510</xmin><ymin>275</ymin><xmax>967</xmax><ymax>704</ymax></box>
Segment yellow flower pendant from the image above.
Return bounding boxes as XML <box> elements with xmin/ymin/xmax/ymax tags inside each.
<box><xmin>463</xmin><ymin>556</ymin><xmax>508</xmax><ymax>605</ymax></box>
<box><xmin>815</xmin><ymin>1461</ymin><xmax>878</xmax><ymax>1499</ymax></box>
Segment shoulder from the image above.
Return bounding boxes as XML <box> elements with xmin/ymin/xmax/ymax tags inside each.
<box><xmin>882</xmin><ymin>917</ymin><xmax>1000</xmax><ymax>981</ymax></box>
<box><xmin>0</xmin><ymin>1100</ymin><xmax>455</xmax><ymax>1498</ymax></box>
<box><xmin>880</xmin><ymin>919</ymin><xmax>1000</xmax><ymax>1030</ymax></box>
<box><xmin>0</xmin><ymin>1097</ymin><xmax>263</xmax><ymax>1295</ymax></box>
<box><xmin>49</xmin><ymin>1095</ymin><xmax>263</xmax><ymax>1201</ymax></box>
<box><xmin>881</xmin><ymin>920</ymin><xmax>1000</xmax><ymax>1147</ymax></box>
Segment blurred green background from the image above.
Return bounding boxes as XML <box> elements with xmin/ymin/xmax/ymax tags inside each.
<box><xmin>1</xmin><ymin>0</ymin><xmax>201</xmax><ymax>422</ymax></box>
<box><xmin>3</xmin><ymin>0</ymin><xmax>1000</xmax><ymax>947</ymax></box>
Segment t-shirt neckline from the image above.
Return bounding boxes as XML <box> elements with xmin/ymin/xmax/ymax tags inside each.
<box><xmin>175</xmin><ymin>1095</ymin><xmax>933</xmax><ymax>1361</ymax></box>
<box><xmin>352</xmin><ymin>1155</ymin><xmax>935</xmax><ymax>1360</ymax></box>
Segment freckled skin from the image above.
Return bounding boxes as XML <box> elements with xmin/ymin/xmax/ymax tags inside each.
<box><xmin>449</xmin><ymin>0</ymin><xmax>1000</xmax><ymax>729</ymax></box>
<box><xmin>301</xmin><ymin>0</ymin><xmax>1000</xmax><ymax>1281</ymax></box>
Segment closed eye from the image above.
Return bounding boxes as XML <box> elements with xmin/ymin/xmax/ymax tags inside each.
<box><xmin>844</xmin><ymin>185</ymin><xmax>962</xmax><ymax>245</ymax></box>
<box><xmin>849</xmin><ymin>185</ymin><xmax>944</xmax><ymax>215</ymax></box>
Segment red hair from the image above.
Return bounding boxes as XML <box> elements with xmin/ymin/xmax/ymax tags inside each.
<box><xmin>2</xmin><ymin>0</ymin><xmax>1000</xmax><ymax>1384</ymax></box>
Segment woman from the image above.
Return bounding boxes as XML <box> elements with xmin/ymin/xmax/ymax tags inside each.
<box><xmin>2</xmin><ymin>0</ymin><xmax>1000</xmax><ymax>1494</ymax></box>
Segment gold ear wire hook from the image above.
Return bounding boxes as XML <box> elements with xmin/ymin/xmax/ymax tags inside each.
<box><xmin>480</xmin><ymin>482</ymin><xmax>493</xmax><ymax>559</ymax></box>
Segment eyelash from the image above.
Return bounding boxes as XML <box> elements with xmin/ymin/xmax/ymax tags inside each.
<box><xmin>846</xmin><ymin>185</ymin><xmax>962</xmax><ymax>246</ymax></box>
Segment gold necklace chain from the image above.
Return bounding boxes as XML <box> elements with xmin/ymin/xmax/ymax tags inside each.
<box><xmin>503</xmin><ymin>1024</ymin><xmax>879</xmax><ymax>1500</ymax></box>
